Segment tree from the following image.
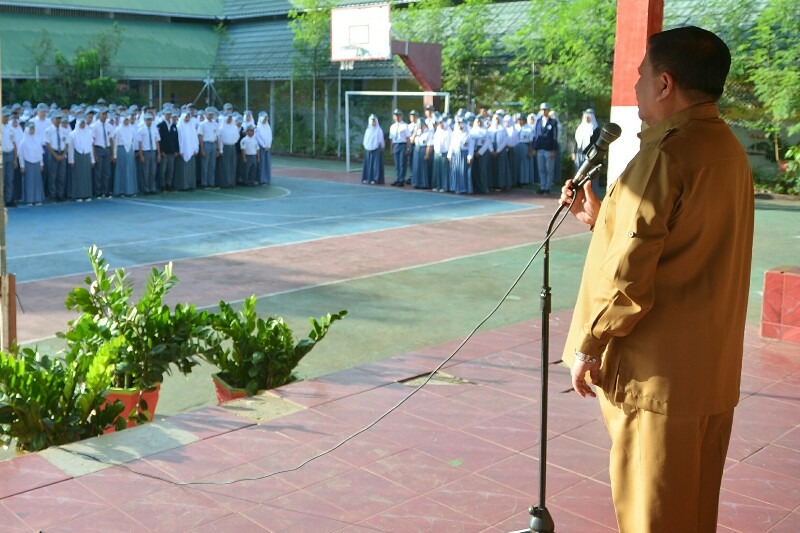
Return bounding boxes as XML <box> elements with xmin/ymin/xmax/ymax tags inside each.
<box><xmin>441</xmin><ymin>0</ymin><xmax>496</xmax><ymax>109</ymax></box>
<box><xmin>289</xmin><ymin>0</ymin><xmax>335</xmax><ymax>154</ymax></box>
<box><xmin>509</xmin><ymin>0</ymin><xmax>617</xmax><ymax>112</ymax></box>
<box><xmin>13</xmin><ymin>23</ymin><xmax>125</xmax><ymax>104</ymax></box>
<box><xmin>743</xmin><ymin>0</ymin><xmax>800</xmax><ymax>162</ymax></box>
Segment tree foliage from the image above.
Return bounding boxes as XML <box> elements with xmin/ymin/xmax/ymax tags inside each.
<box><xmin>11</xmin><ymin>23</ymin><xmax>126</xmax><ymax>104</ymax></box>
<box><xmin>392</xmin><ymin>0</ymin><xmax>498</xmax><ymax>109</ymax></box>
<box><xmin>697</xmin><ymin>0</ymin><xmax>800</xmax><ymax>163</ymax></box>
<box><xmin>288</xmin><ymin>0</ymin><xmax>334</xmax><ymax>79</ymax></box>
<box><xmin>509</xmin><ymin>0</ymin><xmax>616</xmax><ymax>112</ymax></box>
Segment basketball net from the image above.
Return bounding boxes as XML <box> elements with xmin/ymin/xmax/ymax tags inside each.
<box><xmin>340</xmin><ymin>60</ymin><xmax>354</xmax><ymax>71</ymax></box>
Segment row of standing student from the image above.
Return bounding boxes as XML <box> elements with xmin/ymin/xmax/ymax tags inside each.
<box><xmin>1</xmin><ymin>105</ymin><xmax>273</xmax><ymax>207</ymax></box>
<box><xmin>363</xmin><ymin>104</ymin><xmax>575</xmax><ymax>195</ymax></box>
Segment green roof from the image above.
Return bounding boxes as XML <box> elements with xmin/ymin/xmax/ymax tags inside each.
<box><xmin>0</xmin><ymin>14</ymin><xmax>219</xmax><ymax>80</ymax></box>
<box><xmin>0</xmin><ymin>0</ymin><xmax>224</xmax><ymax>18</ymax></box>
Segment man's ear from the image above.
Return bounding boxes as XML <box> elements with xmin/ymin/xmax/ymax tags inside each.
<box><xmin>657</xmin><ymin>71</ymin><xmax>676</xmax><ymax>102</ymax></box>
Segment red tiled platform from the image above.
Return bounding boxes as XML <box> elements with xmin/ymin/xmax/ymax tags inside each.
<box><xmin>1</xmin><ymin>314</ymin><xmax>799</xmax><ymax>532</ymax></box>
<box><xmin>762</xmin><ymin>266</ymin><xmax>800</xmax><ymax>344</ymax></box>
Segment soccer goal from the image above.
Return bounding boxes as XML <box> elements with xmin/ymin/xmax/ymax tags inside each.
<box><xmin>344</xmin><ymin>90</ymin><xmax>451</xmax><ymax>173</ymax></box>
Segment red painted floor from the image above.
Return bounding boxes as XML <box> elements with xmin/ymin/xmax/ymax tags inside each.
<box><xmin>1</xmin><ymin>316</ymin><xmax>797</xmax><ymax>532</ymax></box>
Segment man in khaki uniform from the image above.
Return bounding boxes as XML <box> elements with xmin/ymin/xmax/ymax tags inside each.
<box><xmin>560</xmin><ymin>26</ymin><xmax>754</xmax><ymax>533</ymax></box>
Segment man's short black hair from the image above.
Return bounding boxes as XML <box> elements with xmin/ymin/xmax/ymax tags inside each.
<box><xmin>647</xmin><ymin>26</ymin><xmax>731</xmax><ymax>102</ymax></box>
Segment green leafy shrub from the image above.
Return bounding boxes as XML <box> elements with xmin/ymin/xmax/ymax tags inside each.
<box><xmin>206</xmin><ymin>296</ymin><xmax>347</xmax><ymax>395</ymax></box>
<box><xmin>61</xmin><ymin>246</ymin><xmax>217</xmax><ymax>393</ymax></box>
<box><xmin>0</xmin><ymin>338</ymin><xmax>125</xmax><ymax>452</ymax></box>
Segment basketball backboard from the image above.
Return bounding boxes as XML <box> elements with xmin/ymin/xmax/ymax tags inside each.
<box><xmin>330</xmin><ymin>4</ymin><xmax>391</xmax><ymax>63</ymax></box>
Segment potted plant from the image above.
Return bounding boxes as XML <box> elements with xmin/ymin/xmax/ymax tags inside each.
<box><xmin>0</xmin><ymin>338</ymin><xmax>125</xmax><ymax>452</ymax></box>
<box><xmin>205</xmin><ymin>295</ymin><xmax>347</xmax><ymax>400</ymax></box>
<box><xmin>61</xmin><ymin>246</ymin><xmax>216</xmax><ymax>427</ymax></box>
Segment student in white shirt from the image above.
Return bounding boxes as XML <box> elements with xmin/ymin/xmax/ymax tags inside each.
<box><xmin>18</xmin><ymin>121</ymin><xmax>45</xmax><ymax>206</ymax></box>
<box><xmin>218</xmin><ymin>113</ymin><xmax>240</xmax><ymax>188</ymax></box>
<box><xmin>2</xmin><ymin>109</ymin><xmax>19</xmax><ymax>206</ymax></box>
<box><xmin>44</xmin><ymin>113</ymin><xmax>69</xmax><ymax>201</ymax></box>
<box><xmin>388</xmin><ymin>109</ymin><xmax>410</xmax><ymax>187</ymax></box>
<box><xmin>175</xmin><ymin>112</ymin><xmax>199</xmax><ymax>191</ymax></box>
<box><xmin>91</xmin><ymin>108</ymin><xmax>114</xmax><ymax>198</ymax></box>
<box><xmin>198</xmin><ymin>107</ymin><xmax>221</xmax><ymax>188</ymax></box>
<box><xmin>68</xmin><ymin>116</ymin><xmax>95</xmax><ymax>202</ymax></box>
<box><xmin>137</xmin><ymin>113</ymin><xmax>161</xmax><ymax>194</ymax></box>
<box><xmin>239</xmin><ymin>124</ymin><xmax>260</xmax><ymax>186</ymax></box>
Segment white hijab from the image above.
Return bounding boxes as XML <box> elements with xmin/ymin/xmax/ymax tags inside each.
<box><xmin>575</xmin><ymin>110</ymin><xmax>599</xmax><ymax>151</ymax></box>
<box><xmin>362</xmin><ymin>115</ymin><xmax>384</xmax><ymax>151</ymax></box>
<box><xmin>256</xmin><ymin>113</ymin><xmax>272</xmax><ymax>148</ymax></box>
<box><xmin>70</xmin><ymin>118</ymin><xmax>94</xmax><ymax>154</ymax></box>
<box><xmin>177</xmin><ymin>112</ymin><xmax>199</xmax><ymax>162</ymax></box>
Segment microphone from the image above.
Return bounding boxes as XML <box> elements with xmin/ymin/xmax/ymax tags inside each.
<box><xmin>572</xmin><ymin>122</ymin><xmax>622</xmax><ymax>189</ymax></box>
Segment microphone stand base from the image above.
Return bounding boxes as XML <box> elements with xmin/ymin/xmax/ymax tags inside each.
<box><xmin>507</xmin><ymin>505</ymin><xmax>555</xmax><ymax>533</ymax></box>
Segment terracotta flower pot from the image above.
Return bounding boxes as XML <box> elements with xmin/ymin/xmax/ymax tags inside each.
<box><xmin>212</xmin><ymin>373</ymin><xmax>249</xmax><ymax>404</ymax></box>
<box><xmin>103</xmin><ymin>385</ymin><xmax>161</xmax><ymax>432</ymax></box>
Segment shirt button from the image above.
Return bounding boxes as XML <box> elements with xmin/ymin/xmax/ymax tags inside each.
<box><xmin>627</xmin><ymin>231</ymin><xmax>636</xmax><ymax>238</ymax></box>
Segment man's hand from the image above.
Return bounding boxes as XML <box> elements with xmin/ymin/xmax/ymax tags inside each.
<box><xmin>560</xmin><ymin>179</ymin><xmax>601</xmax><ymax>227</ymax></box>
<box><xmin>571</xmin><ymin>358</ymin><xmax>600</xmax><ymax>398</ymax></box>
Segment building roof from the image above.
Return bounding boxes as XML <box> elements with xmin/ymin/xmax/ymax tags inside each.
<box><xmin>0</xmin><ymin>0</ymin><xmax>224</xmax><ymax>18</ymax></box>
<box><xmin>0</xmin><ymin>13</ymin><xmax>219</xmax><ymax>80</ymax></box>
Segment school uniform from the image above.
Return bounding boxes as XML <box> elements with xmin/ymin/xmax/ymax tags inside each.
<box><xmin>2</xmin><ymin>119</ymin><xmax>18</xmax><ymax>205</ymax></box>
<box><xmin>411</xmin><ymin>128</ymin><xmax>432</xmax><ymax>189</ymax></box>
<box><xmin>469</xmin><ymin>124</ymin><xmax>493</xmax><ymax>194</ymax></box>
<box><xmin>137</xmin><ymin>122</ymin><xmax>160</xmax><ymax>194</ymax></box>
<box><xmin>431</xmin><ymin>126</ymin><xmax>451</xmax><ymax>192</ymax></box>
<box><xmin>256</xmin><ymin>118</ymin><xmax>272</xmax><ymax>185</ymax></box>
<box><xmin>112</xmin><ymin>124</ymin><xmax>138</xmax><ymax>196</ymax></box>
<box><xmin>44</xmin><ymin>122</ymin><xmax>69</xmax><ymax>200</ymax></box>
<box><xmin>405</xmin><ymin>119</ymin><xmax>419</xmax><ymax>183</ymax></box>
<box><xmin>198</xmin><ymin>118</ymin><xmax>220</xmax><ymax>187</ymax></box>
<box><xmin>218</xmin><ymin>120</ymin><xmax>240</xmax><ymax>188</ymax></box>
<box><xmin>68</xmin><ymin>122</ymin><xmax>95</xmax><ymax>201</ymax></box>
<box><xmin>389</xmin><ymin>119</ymin><xmax>410</xmax><ymax>184</ymax></box>
<box><xmin>91</xmin><ymin>118</ymin><xmax>114</xmax><ymax>197</ymax></box>
<box><xmin>505</xmin><ymin>120</ymin><xmax>520</xmax><ymax>185</ymax></box>
<box><xmin>516</xmin><ymin>122</ymin><xmax>534</xmax><ymax>185</ymax></box>
<box><xmin>240</xmin><ymin>133</ymin><xmax>259</xmax><ymax>186</ymax></box>
<box><xmin>533</xmin><ymin>114</ymin><xmax>559</xmax><ymax>193</ymax></box>
<box><xmin>157</xmin><ymin>118</ymin><xmax>179</xmax><ymax>190</ymax></box>
<box><xmin>489</xmin><ymin>122</ymin><xmax>512</xmax><ymax>189</ymax></box>
<box><xmin>447</xmin><ymin>125</ymin><xmax>473</xmax><ymax>195</ymax></box>
<box><xmin>361</xmin><ymin>118</ymin><xmax>385</xmax><ymax>185</ymax></box>
<box><xmin>175</xmin><ymin>115</ymin><xmax>199</xmax><ymax>191</ymax></box>
<box><xmin>18</xmin><ymin>130</ymin><xmax>45</xmax><ymax>205</ymax></box>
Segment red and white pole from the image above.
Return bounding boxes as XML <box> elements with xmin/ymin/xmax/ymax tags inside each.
<box><xmin>607</xmin><ymin>0</ymin><xmax>663</xmax><ymax>183</ymax></box>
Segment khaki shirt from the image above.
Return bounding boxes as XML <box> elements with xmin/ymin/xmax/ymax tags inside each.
<box><xmin>562</xmin><ymin>103</ymin><xmax>754</xmax><ymax>416</ymax></box>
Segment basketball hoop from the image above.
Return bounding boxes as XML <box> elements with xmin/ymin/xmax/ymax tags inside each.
<box><xmin>340</xmin><ymin>60</ymin><xmax>354</xmax><ymax>71</ymax></box>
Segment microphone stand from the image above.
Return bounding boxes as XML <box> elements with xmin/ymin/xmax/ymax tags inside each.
<box><xmin>510</xmin><ymin>163</ymin><xmax>604</xmax><ymax>533</ymax></box>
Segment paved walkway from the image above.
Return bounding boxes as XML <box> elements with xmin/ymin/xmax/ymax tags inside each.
<box><xmin>0</xmin><ymin>316</ymin><xmax>797</xmax><ymax>532</ymax></box>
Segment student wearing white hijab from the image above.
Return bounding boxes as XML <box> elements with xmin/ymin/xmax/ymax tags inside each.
<box><xmin>174</xmin><ymin>112</ymin><xmax>199</xmax><ymax>191</ymax></box>
<box><xmin>255</xmin><ymin>112</ymin><xmax>273</xmax><ymax>185</ymax></box>
<box><xmin>18</xmin><ymin>121</ymin><xmax>45</xmax><ymax>206</ymax></box>
<box><xmin>469</xmin><ymin>116</ymin><xmax>493</xmax><ymax>194</ymax></box>
<box><xmin>361</xmin><ymin>114</ymin><xmax>385</xmax><ymax>185</ymax></box>
<box><xmin>573</xmin><ymin>107</ymin><xmax>601</xmax><ymax>196</ymax></box>
<box><xmin>447</xmin><ymin>116</ymin><xmax>473</xmax><ymax>195</ymax></box>
<box><xmin>112</xmin><ymin>113</ymin><xmax>138</xmax><ymax>197</ymax></box>
<box><xmin>241</xmin><ymin>110</ymin><xmax>256</xmax><ymax>132</ymax></box>
<box><xmin>68</xmin><ymin>116</ymin><xmax>95</xmax><ymax>201</ymax></box>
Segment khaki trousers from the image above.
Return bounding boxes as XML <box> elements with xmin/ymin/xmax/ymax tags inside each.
<box><xmin>599</xmin><ymin>392</ymin><xmax>734</xmax><ymax>533</ymax></box>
